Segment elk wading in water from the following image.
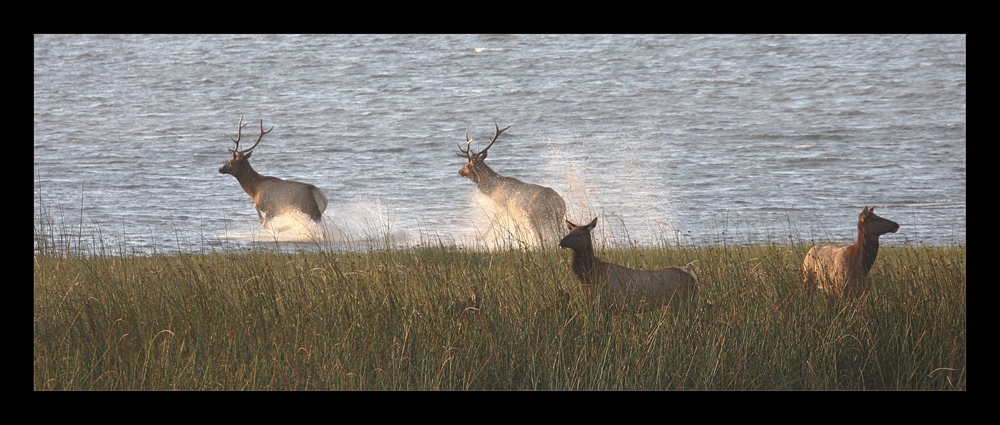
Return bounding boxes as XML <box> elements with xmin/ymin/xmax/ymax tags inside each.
<box><xmin>218</xmin><ymin>116</ymin><xmax>328</xmax><ymax>226</ymax></box>
<box><xmin>457</xmin><ymin>120</ymin><xmax>567</xmax><ymax>248</ymax></box>
<box><xmin>802</xmin><ymin>206</ymin><xmax>899</xmax><ymax>296</ymax></box>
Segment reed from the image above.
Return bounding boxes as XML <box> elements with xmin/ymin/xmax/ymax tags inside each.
<box><xmin>34</xmin><ymin>233</ymin><xmax>965</xmax><ymax>390</ymax></box>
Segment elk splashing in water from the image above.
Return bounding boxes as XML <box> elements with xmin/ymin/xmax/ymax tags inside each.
<box><xmin>218</xmin><ymin>116</ymin><xmax>329</xmax><ymax>227</ymax></box>
<box><xmin>802</xmin><ymin>206</ymin><xmax>899</xmax><ymax>296</ymax></box>
<box><xmin>559</xmin><ymin>217</ymin><xmax>698</xmax><ymax>308</ymax></box>
<box><xmin>458</xmin><ymin>120</ymin><xmax>566</xmax><ymax>248</ymax></box>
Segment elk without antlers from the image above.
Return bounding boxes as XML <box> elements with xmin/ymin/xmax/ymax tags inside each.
<box><xmin>560</xmin><ymin>217</ymin><xmax>699</xmax><ymax>308</ymax></box>
<box><xmin>802</xmin><ymin>206</ymin><xmax>899</xmax><ymax>296</ymax></box>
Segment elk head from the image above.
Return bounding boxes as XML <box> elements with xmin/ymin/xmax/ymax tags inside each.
<box><xmin>559</xmin><ymin>217</ymin><xmax>599</xmax><ymax>251</ymax></box>
<box><xmin>219</xmin><ymin>115</ymin><xmax>273</xmax><ymax>176</ymax></box>
<box><xmin>858</xmin><ymin>206</ymin><xmax>899</xmax><ymax>237</ymax></box>
<box><xmin>457</xmin><ymin>119</ymin><xmax>510</xmax><ymax>181</ymax></box>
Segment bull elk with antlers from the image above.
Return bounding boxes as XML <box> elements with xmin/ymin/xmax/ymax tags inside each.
<box><xmin>458</xmin><ymin>120</ymin><xmax>567</xmax><ymax>248</ymax></box>
<box><xmin>802</xmin><ymin>206</ymin><xmax>899</xmax><ymax>296</ymax></box>
<box><xmin>218</xmin><ymin>116</ymin><xmax>328</xmax><ymax>226</ymax></box>
<box><xmin>560</xmin><ymin>217</ymin><xmax>698</xmax><ymax>308</ymax></box>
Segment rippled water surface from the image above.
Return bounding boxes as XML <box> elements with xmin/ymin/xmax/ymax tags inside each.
<box><xmin>34</xmin><ymin>34</ymin><xmax>966</xmax><ymax>253</ymax></box>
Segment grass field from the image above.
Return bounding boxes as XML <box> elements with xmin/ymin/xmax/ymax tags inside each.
<box><xmin>33</xmin><ymin>227</ymin><xmax>965</xmax><ymax>390</ymax></box>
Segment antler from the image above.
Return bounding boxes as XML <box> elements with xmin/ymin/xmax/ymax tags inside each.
<box><xmin>243</xmin><ymin>119</ymin><xmax>274</xmax><ymax>154</ymax></box>
<box><xmin>456</xmin><ymin>120</ymin><xmax>510</xmax><ymax>160</ymax></box>
<box><xmin>229</xmin><ymin>115</ymin><xmax>273</xmax><ymax>155</ymax></box>
<box><xmin>480</xmin><ymin>119</ymin><xmax>510</xmax><ymax>157</ymax></box>
<box><xmin>457</xmin><ymin>129</ymin><xmax>474</xmax><ymax>159</ymax></box>
<box><xmin>230</xmin><ymin>115</ymin><xmax>250</xmax><ymax>154</ymax></box>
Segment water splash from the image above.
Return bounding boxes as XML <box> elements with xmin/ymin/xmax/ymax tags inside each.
<box><xmin>216</xmin><ymin>195</ymin><xmax>414</xmax><ymax>251</ymax></box>
<box><xmin>562</xmin><ymin>163</ymin><xmax>598</xmax><ymax>223</ymax></box>
<box><xmin>456</xmin><ymin>162</ymin><xmax>604</xmax><ymax>251</ymax></box>
<box><xmin>262</xmin><ymin>211</ymin><xmax>329</xmax><ymax>242</ymax></box>
<box><xmin>324</xmin><ymin>194</ymin><xmax>412</xmax><ymax>249</ymax></box>
<box><xmin>463</xmin><ymin>191</ymin><xmax>539</xmax><ymax>250</ymax></box>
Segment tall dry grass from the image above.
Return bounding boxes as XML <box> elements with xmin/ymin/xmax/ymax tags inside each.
<box><xmin>34</xmin><ymin>233</ymin><xmax>965</xmax><ymax>390</ymax></box>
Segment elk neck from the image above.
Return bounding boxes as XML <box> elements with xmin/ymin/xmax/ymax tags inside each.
<box><xmin>229</xmin><ymin>161</ymin><xmax>267</xmax><ymax>199</ymax></box>
<box><xmin>569</xmin><ymin>238</ymin><xmax>605</xmax><ymax>285</ymax></box>
<box><xmin>847</xmin><ymin>220</ymin><xmax>883</xmax><ymax>275</ymax></box>
<box><xmin>467</xmin><ymin>162</ymin><xmax>506</xmax><ymax>194</ymax></box>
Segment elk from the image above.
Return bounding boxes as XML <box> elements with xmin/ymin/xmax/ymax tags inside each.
<box><xmin>559</xmin><ymin>217</ymin><xmax>698</xmax><ymax>308</ymax></box>
<box><xmin>802</xmin><ymin>206</ymin><xmax>899</xmax><ymax>296</ymax></box>
<box><xmin>218</xmin><ymin>116</ymin><xmax>328</xmax><ymax>226</ymax></box>
<box><xmin>458</xmin><ymin>120</ymin><xmax>566</xmax><ymax>248</ymax></box>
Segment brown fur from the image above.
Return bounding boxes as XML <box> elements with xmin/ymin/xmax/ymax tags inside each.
<box><xmin>559</xmin><ymin>217</ymin><xmax>698</xmax><ymax>308</ymax></box>
<box><xmin>802</xmin><ymin>206</ymin><xmax>899</xmax><ymax>295</ymax></box>
<box><xmin>458</xmin><ymin>121</ymin><xmax>567</xmax><ymax>248</ymax></box>
<box><xmin>218</xmin><ymin>117</ymin><xmax>328</xmax><ymax>225</ymax></box>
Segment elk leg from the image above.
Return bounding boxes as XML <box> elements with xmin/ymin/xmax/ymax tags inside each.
<box><xmin>256</xmin><ymin>207</ymin><xmax>265</xmax><ymax>224</ymax></box>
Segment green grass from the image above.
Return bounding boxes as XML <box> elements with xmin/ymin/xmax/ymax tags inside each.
<box><xmin>33</xmin><ymin>239</ymin><xmax>965</xmax><ymax>390</ymax></box>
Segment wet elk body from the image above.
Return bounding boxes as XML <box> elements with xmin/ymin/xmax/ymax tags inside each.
<box><xmin>218</xmin><ymin>117</ymin><xmax>328</xmax><ymax>226</ymax></box>
<box><xmin>458</xmin><ymin>120</ymin><xmax>567</xmax><ymax>247</ymax></box>
<box><xmin>802</xmin><ymin>206</ymin><xmax>899</xmax><ymax>295</ymax></box>
<box><xmin>560</xmin><ymin>218</ymin><xmax>698</xmax><ymax>307</ymax></box>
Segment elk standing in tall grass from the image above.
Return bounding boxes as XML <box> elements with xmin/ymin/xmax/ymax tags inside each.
<box><xmin>559</xmin><ymin>217</ymin><xmax>698</xmax><ymax>308</ymax></box>
<box><xmin>802</xmin><ymin>206</ymin><xmax>899</xmax><ymax>295</ymax></box>
<box><xmin>218</xmin><ymin>116</ymin><xmax>328</xmax><ymax>226</ymax></box>
<box><xmin>458</xmin><ymin>120</ymin><xmax>567</xmax><ymax>248</ymax></box>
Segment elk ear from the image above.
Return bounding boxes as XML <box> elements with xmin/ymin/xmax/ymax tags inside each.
<box><xmin>243</xmin><ymin>151</ymin><xmax>252</xmax><ymax>160</ymax></box>
<box><xmin>585</xmin><ymin>217</ymin><xmax>598</xmax><ymax>230</ymax></box>
<box><xmin>565</xmin><ymin>220</ymin><xmax>577</xmax><ymax>231</ymax></box>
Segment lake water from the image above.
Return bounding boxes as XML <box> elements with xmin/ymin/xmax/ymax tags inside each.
<box><xmin>33</xmin><ymin>34</ymin><xmax>966</xmax><ymax>254</ymax></box>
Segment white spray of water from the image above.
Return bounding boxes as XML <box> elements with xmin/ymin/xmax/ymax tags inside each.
<box><xmin>218</xmin><ymin>195</ymin><xmax>415</xmax><ymax>250</ymax></box>
<box><xmin>461</xmin><ymin>191</ymin><xmax>545</xmax><ymax>250</ymax></box>
<box><xmin>323</xmin><ymin>194</ymin><xmax>412</xmax><ymax>249</ymax></box>
<box><xmin>261</xmin><ymin>211</ymin><xmax>329</xmax><ymax>241</ymax></box>
<box><xmin>540</xmin><ymin>130</ymin><xmax>685</xmax><ymax>249</ymax></box>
